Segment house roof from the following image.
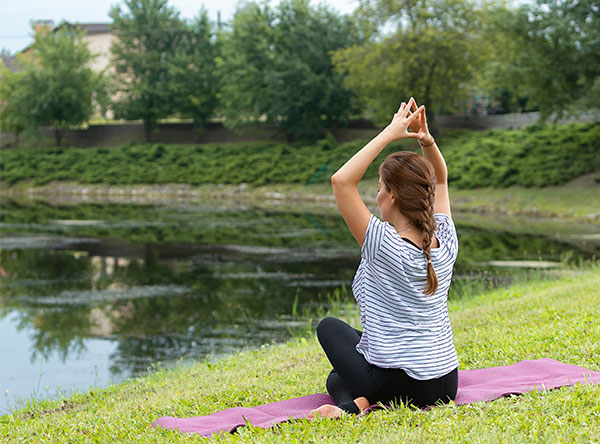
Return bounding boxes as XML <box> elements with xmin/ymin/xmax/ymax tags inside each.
<box><xmin>1</xmin><ymin>54</ymin><xmax>21</xmax><ymax>73</ymax></box>
<box><xmin>61</xmin><ymin>22</ymin><xmax>112</xmax><ymax>35</ymax></box>
<box><xmin>10</xmin><ymin>21</ymin><xmax>113</xmax><ymax>62</ymax></box>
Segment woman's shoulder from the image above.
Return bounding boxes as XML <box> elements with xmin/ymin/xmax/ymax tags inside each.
<box><xmin>433</xmin><ymin>212</ymin><xmax>453</xmax><ymax>223</ymax></box>
<box><xmin>434</xmin><ymin>213</ymin><xmax>455</xmax><ymax>232</ymax></box>
<box><xmin>433</xmin><ymin>213</ymin><xmax>458</xmax><ymax>255</ymax></box>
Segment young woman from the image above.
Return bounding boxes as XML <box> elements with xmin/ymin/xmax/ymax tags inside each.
<box><xmin>309</xmin><ymin>98</ymin><xmax>459</xmax><ymax>418</ymax></box>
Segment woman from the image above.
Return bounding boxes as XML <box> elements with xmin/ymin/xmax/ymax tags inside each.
<box><xmin>309</xmin><ymin>98</ymin><xmax>459</xmax><ymax>418</ymax></box>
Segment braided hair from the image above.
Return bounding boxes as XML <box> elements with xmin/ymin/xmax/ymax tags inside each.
<box><xmin>379</xmin><ymin>151</ymin><xmax>439</xmax><ymax>295</ymax></box>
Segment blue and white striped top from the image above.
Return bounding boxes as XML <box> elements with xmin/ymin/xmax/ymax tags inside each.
<box><xmin>351</xmin><ymin>213</ymin><xmax>459</xmax><ymax>380</ymax></box>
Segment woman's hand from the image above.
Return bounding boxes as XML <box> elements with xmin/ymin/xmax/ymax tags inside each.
<box><xmin>408</xmin><ymin>100</ymin><xmax>435</xmax><ymax>146</ymax></box>
<box><xmin>382</xmin><ymin>98</ymin><xmax>423</xmax><ymax>142</ymax></box>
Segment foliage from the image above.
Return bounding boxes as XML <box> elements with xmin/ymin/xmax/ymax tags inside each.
<box><xmin>1</xmin><ymin>123</ymin><xmax>598</xmax><ymax>189</ymax></box>
<box><xmin>0</xmin><ymin>65</ymin><xmax>27</xmax><ymax>147</ymax></box>
<box><xmin>218</xmin><ymin>0</ymin><xmax>361</xmax><ymax>139</ymax></box>
<box><xmin>475</xmin><ymin>3</ymin><xmax>528</xmax><ymax>114</ymax></box>
<box><xmin>217</xmin><ymin>2</ymin><xmax>274</xmax><ymax>127</ymax></box>
<box><xmin>167</xmin><ymin>9</ymin><xmax>219</xmax><ymax>135</ymax></box>
<box><xmin>0</xmin><ymin>137</ymin><xmax>382</xmax><ymax>187</ymax></box>
<box><xmin>484</xmin><ymin>0</ymin><xmax>600</xmax><ymax>118</ymax></box>
<box><xmin>0</xmin><ymin>26</ymin><xmax>104</xmax><ymax>147</ymax></box>
<box><xmin>332</xmin><ymin>0</ymin><xmax>488</xmax><ymax>128</ymax></box>
<box><xmin>109</xmin><ymin>0</ymin><xmax>185</xmax><ymax>142</ymax></box>
<box><xmin>443</xmin><ymin>122</ymin><xmax>600</xmax><ymax>188</ymax></box>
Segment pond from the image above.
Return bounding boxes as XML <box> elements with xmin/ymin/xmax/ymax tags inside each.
<box><xmin>1</xmin><ymin>197</ymin><xmax>598</xmax><ymax>413</ymax></box>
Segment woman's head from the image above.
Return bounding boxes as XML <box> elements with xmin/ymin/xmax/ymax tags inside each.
<box><xmin>378</xmin><ymin>151</ymin><xmax>438</xmax><ymax>295</ymax></box>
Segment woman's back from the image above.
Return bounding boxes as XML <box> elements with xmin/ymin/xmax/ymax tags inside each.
<box><xmin>351</xmin><ymin>213</ymin><xmax>459</xmax><ymax>380</ymax></box>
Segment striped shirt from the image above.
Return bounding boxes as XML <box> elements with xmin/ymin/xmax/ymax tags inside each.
<box><xmin>351</xmin><ymin>213</ymin><xmax>459</xmax><ymax>380</ymax></box>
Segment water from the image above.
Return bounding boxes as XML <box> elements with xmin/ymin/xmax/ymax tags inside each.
<box><xmin>0</xmin><ymin>198</ymin><xmax>598</xmax><ymax>413</ymax></box>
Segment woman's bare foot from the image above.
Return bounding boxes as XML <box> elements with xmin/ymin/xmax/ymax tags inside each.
<box><xmin>307</xmin><ymin>404</ymin><xmax>343</xmax><ymax>419</ymax></box>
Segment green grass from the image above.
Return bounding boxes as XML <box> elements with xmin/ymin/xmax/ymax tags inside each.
<box><xmin>450</xmin><ymin>181</ymin><xmax>600</xmax><ymax>218</ymax></box>
<box><xmin>355</xmin><ymin>176</ymin><xmax>600</xmax><ymax>219</ymax></box>
<box><xmin>1</xmin><ymin>122</ymin><xmax>599</xmax><ymax>189</ymax></box>
<box><xmin>2</xmin><ymin>266</ymin><xmax>599</xmax><ymax>443</ymax></box>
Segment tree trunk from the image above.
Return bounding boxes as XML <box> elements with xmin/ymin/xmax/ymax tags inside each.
<box><xmin>144</xmin><ymin>119</ymin><xmax>153</xmax><ymax>143</ymax></box>
<box><xmin>427</xmin><ymin>108</ymin><xmax>439</xmax><ymax>140</ymax></box>
<box><xmin>424</xmin><ymin>61</ymin><xmax>439</xmax><ymax>139</ymax></box>
<box><xmin>54</xmin><ymin>127</ymin><xmax>62</xmax><ymax>147</ymax></box>
<box><xmin>192</xmin><ymin>120</ymin><xmax>205</xmax><ymax>144</ymax></box>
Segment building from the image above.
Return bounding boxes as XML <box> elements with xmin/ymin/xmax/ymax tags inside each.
<box><xmin>12</xmin><ymin>20</ymin><xmax>115</xmax><ymax>75</ymax></box>
<box><xmin>2</xmin><ymin>20</ymin><xmax>115</xmax><ymax>77</ymax></box>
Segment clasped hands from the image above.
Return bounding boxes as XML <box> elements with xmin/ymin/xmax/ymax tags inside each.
<box><xmin>383</xmin><ymin>97</ymin><xmax>434</xmax><ymax>146</ymax></box>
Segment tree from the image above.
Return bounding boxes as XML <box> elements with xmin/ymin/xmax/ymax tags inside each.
<box><xmin>110</xmin><ymin>0</ymin><xmax>184</xmax><ymax>142</ymax></box>
<box><xmin>217</xmin><ymin>2</ymin><xmax>276</xmax><ymax>127</ymax></box>
<box><xmin>0</xmin><ymin>26</ymin><xmax>103</xmax><ymax>147</ymax></box>
<box><xmin>475</xmin><ymin>3</ymin><xmax>528</xmax><ymax>114</ymax></box>
<box><xmin>218</xmin><ymin>0</ymin><xmax>361</xmax><ymax>139</ymax></box>
<box><xmin>267</xmin><ymin>0</ymin><xmax>362</xmax><ymax>138</ymax></box>
<box><xmin>492</xmin><ymin>0</ymin><xmax>600</xmax><ymax>118</ymax></box>
<box><xmin>0</xmin><ymin>65</ymin><xmax>27</xmax><ymax>147</ymax></box>
<box><xmin>168</xmin><ymin>9</ymin><xmax>219</xmax><ymax>138</ymax></box>
<box><xmin>331</xmin><ymin>0</ymin><xmax>488</xmax><ymax>129</ymax></box>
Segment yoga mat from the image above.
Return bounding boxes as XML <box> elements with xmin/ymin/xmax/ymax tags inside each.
<box><xmin>152</xmin><ymin>358</ymin><xmax>600</xmax><ymax>437</ymax></box>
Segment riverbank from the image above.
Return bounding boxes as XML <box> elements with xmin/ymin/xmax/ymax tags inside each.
<box><xmin>2</xmin><ymin>266</ymin><xmax>599</xmax><ymax>443</ymax></box>
<box><xmin>3</xmin><ymin>173</ymin><xmax>600</xmax><ymax>220</ymax></box>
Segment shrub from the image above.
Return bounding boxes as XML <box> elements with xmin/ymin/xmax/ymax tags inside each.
<box><xmin>0</xmin><ymin>122</ymin><xmax>598</xmax><ymax>188</ymax></box>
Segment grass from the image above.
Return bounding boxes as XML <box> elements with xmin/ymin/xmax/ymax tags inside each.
<box><xmin>449</xmin><ymin>174</ymin><xmax>600</xmax><ymax>218</ymax></box>
<box><xmin>2</xmin><ymin>266</ymin><xmax>599</xmax><ymax>443</ymax></box>
<box><xmin>361</xmin><ymin>177</ymin><xmax>600</xmax><ymax>219</ymax></box>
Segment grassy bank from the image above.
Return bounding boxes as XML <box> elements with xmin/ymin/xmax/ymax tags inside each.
<box><xmin>1</xmin><ymin>122</ymin><xmax>599</xmax><ymax>189</ymax></box>
<box><xmin>2</xmin><ymin>266</ymin><xmax>599</xmax><ymax>443</ymax></box>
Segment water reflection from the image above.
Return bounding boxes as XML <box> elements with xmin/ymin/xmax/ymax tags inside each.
<box><xmin>0</xmin><ymin>198</ymin><xmax>598</xmax><ymax>411</ymax></box>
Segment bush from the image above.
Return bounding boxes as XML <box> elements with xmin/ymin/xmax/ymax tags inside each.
<box><xmin>0</xmin><ymin>122</ymin><xmax>598</xmax><ymax>188</ymax></box>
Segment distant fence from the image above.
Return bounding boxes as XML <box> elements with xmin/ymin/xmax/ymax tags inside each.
<box><xmin>1</xmin><ymin>112</ymin><xmax>598</xmax><ymax>148</ymax></box>
<box><xmin>0</xmin><ymin>122</ymin><xmax>288</xmax><ymax>149</ymax></box>
<box><xmin>436</xmin><ymin>111</ymin><xmax>600</xmax><ymax>130</ymax></box>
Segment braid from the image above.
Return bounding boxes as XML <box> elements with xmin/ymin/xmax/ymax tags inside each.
<box><xmin>420</xmin><ymin>182</ymin><xmax>438</xmax><ymax>295</ymax></box>
<box><xmin>379</xmin><ymin>151</ymin><xmax>440</xmax><ymax>295</ymax></box>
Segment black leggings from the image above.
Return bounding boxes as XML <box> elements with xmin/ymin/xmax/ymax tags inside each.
<box><xmin>317</xmin><ymin>317</ymin><xmax>458</xmax><ymax>414</ymax></box>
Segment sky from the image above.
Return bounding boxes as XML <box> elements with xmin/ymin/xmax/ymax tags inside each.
<box><xmin>0</xmin><ymin>0</ymin><xmax>360</xmax><ymax>55</ymax></box>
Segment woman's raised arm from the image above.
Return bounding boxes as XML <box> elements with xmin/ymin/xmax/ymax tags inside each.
<box><xmin>408</xmin><ymin>104</ymin><xmax>452</xmax><ymax>217</ymax></box>
<box><xmin>331</xmin><ymin>99</ymin><xmax>423</xmax><ymax>246</ymax></box>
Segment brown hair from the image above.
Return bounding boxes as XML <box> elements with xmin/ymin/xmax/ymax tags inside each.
<box><xmin>379</xmin><ymin>151</ymin><xmax>438</xmax><ymax>295</ymax></box>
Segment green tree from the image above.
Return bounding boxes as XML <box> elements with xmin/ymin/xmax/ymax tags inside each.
<box><xmin>0</xmin><ymin>26</ymin><xmax>103</xmax><ymax>147</ymax></box>
<box><xmin>0</xmin><ymin>65</ymin><xmax>27</xmax><ymax>147</ymax></box>
<box><xmin>218</xmin><ymin>0</ymin><xmax>361</xmax><ymax>139</ymax></box>
<box><xmin>217</xmin><ymin>2</ymin><xmax>275</xmax><ymax>127</ymax></box>
<box><xmin>110</xmin><ymin>0</ymin><xmax>184</xmax><ymax>142</ymax></box>
<box><xmin>332</xmin><ymin>0</ymin><xmax>487</xmax><ymax>129</ymax></box>
<box><xmin>473</xmin><ymin>3</ymin><xmax>523</xmax><ymax>114</ymax></box>
<box><xmin>492</xmin><ymin>0</ymin><xmax>600</xmax><ymax>118</ymax></box>
<box><xmin>168</xmin><ymin>9</ymin><xmax>219</xmax><ymax>138</ymax></box>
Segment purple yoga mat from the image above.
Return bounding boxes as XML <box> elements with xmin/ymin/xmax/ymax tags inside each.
<box><xmin>152</xmin><ymin>359</ymin><xmax>600</xmax><ymax>437</ymax></box>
